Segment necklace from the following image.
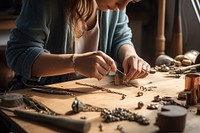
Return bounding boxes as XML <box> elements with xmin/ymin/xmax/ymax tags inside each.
<box><xmin>71</xmin><ymin>98</ymin><xmax>150</xmax><ymax>125</ymax></box>
<box><xmin>75</xmin><ymin>82</ymin><xmax>127</xmax><ymax>99</ymax></box>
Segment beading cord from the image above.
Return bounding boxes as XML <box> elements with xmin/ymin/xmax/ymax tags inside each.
<box><xmin>23</xmin><ymin>81</ymin><xmax>78</xmax><ymax>98</ymax></box>
<box><xmin>75</xmin><ymin>82</ymin><xmax>127</xmax><ymax>97</ymax></box>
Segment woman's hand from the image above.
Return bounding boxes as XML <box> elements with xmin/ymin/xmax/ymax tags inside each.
<box><xmin>122</xmin><ymin>54</ymin><xmax>151</xmax><ymax>82</ymax></box>
<box><xmin>74</xmin><ymin>51</ymin><xmax>116</xmax><ymax>80</ymax></box>
<box><xmin>118</xmin><ymin>44</ymin><xmax>151</xmax><ymax>82</ymax></box>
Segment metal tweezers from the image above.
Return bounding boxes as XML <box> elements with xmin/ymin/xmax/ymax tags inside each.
<box><xmin>26</xmin><ymin>85</ymin><xmax>85</xmax><ymax>95</ymax></box>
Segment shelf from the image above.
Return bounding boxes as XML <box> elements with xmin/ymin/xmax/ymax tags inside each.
<box><xmin>0</xmin><ymin>45</ymin><xmax>6</xmax><ymax>51</ymax></box>
<box><xmin>127</xmin><ymin>11</ymin><xmax>151</xmax><ymax>21</ymax></box>
<box><xmin>0</xmin><ymin>16</ymin><xmax>16</xmax><ymax>30</ymax></box>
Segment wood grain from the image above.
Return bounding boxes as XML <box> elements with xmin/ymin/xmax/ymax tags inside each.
<box><xmin>0</xmin><ymin>72</ymin><xmax>200</xmax><ymax>133</ymax></box>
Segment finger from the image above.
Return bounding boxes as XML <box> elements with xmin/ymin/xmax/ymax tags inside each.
<box><xmin>137</xmin><ymin>63</ymin><xmax>151</xmax><ymax>78</ymax></box>
<box><xmin>125</xmin><ymin>60</ymin><xmax>137</xmax><ymax>82</ymax></box>
<box><xmin>95</xmin><ymin>72</ymin><xmax>104</xmax><ymax>81</ymax></box>
<box><xmin>89</xmin><ymin>67</ymin><xmax>104</xmax><ymax>80</ymax></box>
<box><xmin>139</xmin><ymin>73</ymin><xmax>148</xmax><ymax>78</ymax></box>
<box><xmin>97</xmin><ymin>62</ymin><xmax>110</xmax><ymax>77</ymax></box>
<box><xmin>97</xmin><ymin>51</ymin><xmax>117</xmax><ymax>72</ymax></box>
<box><xmin>125</xmin><ymin>59</ymin><xmax>148</xmax><ymax>81</ymax></box>
<box><xmin>90</xmin><ymin>55</ymin><xmax>111</xmax><ymax>79</ymax></box>
<box><xmin>145</xmin><ymin>64</ymin><xmax>151</xmax><ymax>73</ymax></box>
<box><xmin>95</xmin><ymin>71</ymin><xmax>104</xmax><ymax>80</ymax></box>
<box><xmin>132</xmin><ymin>59</ymin><xmax>144</xmax><ymax>78</ymax></box>
<box><xmin>125</xmin><ymin>64</ymin><xmax>137</xmax><ymax>82</ymax></box>
<box><xmin>94</xmin><ymin>54</ymin><xmax>111</xmax><ymax>72</ymax></box>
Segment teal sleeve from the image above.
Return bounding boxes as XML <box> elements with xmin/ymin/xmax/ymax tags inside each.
<box><xmin>6</xmin><ymin>0</ymin><xmax>53</xmax><ymax>80</ymax></box>
<box><xmin>112</xmin><ymin>9</ymin><xmax>133</xmax><ymax>67</ymax></box>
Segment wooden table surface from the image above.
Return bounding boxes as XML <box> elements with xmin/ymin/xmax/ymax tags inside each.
<box><xmin>0</xmin><ymin>72</ymin><xmax>200</xmax><ymax>133</ymax></box>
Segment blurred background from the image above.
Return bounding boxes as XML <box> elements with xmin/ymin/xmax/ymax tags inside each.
<box><xmin>0</xmin><ymin>0</ymin><xmax>200</xmax><ymax>91</ymax></box>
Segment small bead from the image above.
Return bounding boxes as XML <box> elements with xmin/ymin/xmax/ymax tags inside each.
<box><xmin>147</xmin><ymin>104</ymin><xmax>159</xmax><ymax>110</ymax></box>
<box><xmin>137</xmin><ymin>91</ymin><xmax>143</xmax><ymax>97</ymax></box>
<box><xmin>137</xmin><ymin>101</ymin><xmax>144</xmax><ymax>109</ymax></box>
<box><xmin>99</xmin><ymin>123</ymin><xmax>104</xmax><ymax>132</ymax></box>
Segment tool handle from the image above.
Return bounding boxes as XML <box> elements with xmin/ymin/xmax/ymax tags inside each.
<box><xmin>175</xmin><ymin>63</ymin><xmax>200</xmax><ymax>73</ymax></box>
<box><xmin>14</xmin><ymin>109</ymin><xmax>91</xmax><ymax>133</ymax></box>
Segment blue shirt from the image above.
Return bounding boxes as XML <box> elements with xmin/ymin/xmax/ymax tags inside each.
<box><xmin>6</xmin><ymin>0</ymin><xmax>133</xmax><ymax>84</ymax></box>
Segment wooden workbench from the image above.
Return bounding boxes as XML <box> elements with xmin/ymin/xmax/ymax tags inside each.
<box><xmin>0</xmin><ymin>72</ymin><xmax>200</xmax><ymax>133</ymax></box>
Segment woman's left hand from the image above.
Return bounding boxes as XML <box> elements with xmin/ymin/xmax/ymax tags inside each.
<box><xmin>122</xmin><ymin>54</ymin><xmax>151</xmax><ymax>82</ymax></box>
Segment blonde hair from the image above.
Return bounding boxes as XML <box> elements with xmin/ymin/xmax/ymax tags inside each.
<box><xmin>67</xmin><ymin>0</ymin><xmax>94</xmax><ymax>38</ymax></box>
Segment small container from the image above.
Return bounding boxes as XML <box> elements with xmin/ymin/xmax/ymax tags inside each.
<box><xmin>185</xmin><ymin>73</ymin><xmax>200</xmax><ymax>91</ymax></box>
<box><xmin>184</xmin><ymin>50</ymin><xmax>199</xmax><ymax>64</ymax></box>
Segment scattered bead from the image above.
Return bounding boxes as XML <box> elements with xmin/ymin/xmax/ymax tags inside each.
<box><xmin>149</xmin><ymin>69</ymin><xmax>156</xmax><ymax>74</ymax></box>
<box><xmin>137</xmin><ymin>101</ymin><xmax>144</xmax><ymax>109</ymax></box>
<box><xmin>80</xmin><ymin>116</ymin><xmax>86</xmax><ymax>119</ymax></box>
<box><xmin>140</xmin><ymin>85</ymin><xmax>156</xmax><ymax>91</ymax></box>
<box><xmin>137</xmin><ymin>91</ymin><xmax>143</xmax><ymax>97</ymax></box>
<box><xmin>116</xmin><ymin>125</ymin><xmax>122</xmax><ymax>130</ymax></box>
<box><xmin>25</xmin><ymin>106</ymin><xmax>30</xmax><ymax>110</ymax></box>
<box><xmin>39</xmin><ymin>110</ymin><xmax>44</xmax><ymax>114</ymax></box>
<box><xmin>99</xmin><ymin>123</ymin><xmax>104</xmax><ymax>132</ymax></box>
<box><xmin>121</xmin><ymin>95</ymin><xmax>126</xmax><ymax>100</ymax></box>
<box><xmin>162</xmin><ymin>96</ymin><xmax>172</xmax><ymax>101</ymax></box>
<box><xmin>101</xmin><ymin>107</ymin><xmax>150</xmax><ymax>125</ymax></box>
<box><xmin>178</xmin><ymin>91</ymin><xmax>187</xmax><ymax>100</ymax></box>
<box><xmin>160</xmin><ymin>64</ymin><xmax>170</xmax><ymax>72</ymax></box>
<box><xmin>116</xmin><ymin>125</ymin><xmax>126</xmax><ymax>133</ymax></box>
<box><xmin>154</xmin><ymin>95</ymin><xmax>162</xmax><ymax>102</ymax></box>
<box><xmin>147</xmin><ymin>104</ymin><xmax>159</xmax><ymax>110</ymax></box>
<box><xmin>140</xmin><ymin>86</ymin><xmax>147</xmax><ymax>91</ymax></box>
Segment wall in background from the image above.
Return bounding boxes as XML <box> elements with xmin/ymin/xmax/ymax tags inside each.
<box><xmin>0</xmin><ymin>30</ymin><xmax>10</xmax><ymax>45</ymax></box>
<box><xmin>1</xmin><ymin>0</ymin><xmax>200</xmax><ymax>66</ymax></box>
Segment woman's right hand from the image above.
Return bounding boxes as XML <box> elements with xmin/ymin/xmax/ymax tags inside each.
<box><xmin>74</xmin><ymin>51</ymin><xmax>116</xmax><ymax>80</ymax></box>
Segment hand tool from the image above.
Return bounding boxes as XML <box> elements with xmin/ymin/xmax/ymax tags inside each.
<box><xmin>0</xmin><ymin>106</ymin><xmax>91</xmax><ymax>133</ymax></box>
<box><xmin>24</xmin><ymin>83</ymin><xmax>85</xmax><ymax>94</ymax></box>
<box><xmin>0</xmin><ymin>93</ymin><xmax>23</xmax><ymax>107</ymax></box>
<box><xmin>170</xmin><ymin>63</ymin><xmax>200</xmax><ymax>74</ymax></box>
<box><xmin>116</xmin><ymin>69</ymin><xmax>126</xmax><ymax>76</ymax></box>
<box><xmin>31</xmin><ymin>87</ymin><xmax>84</xmax><ymax>95</ymax></box>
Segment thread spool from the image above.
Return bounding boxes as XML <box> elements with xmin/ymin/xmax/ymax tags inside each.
<box><xmin>0</xmin><ymin>93</ymin><xmax>23</xmax><ymax>108</ymax></box>
<box><xmin>156</xmin><ymin>105</ymin><xmax>187</xmax><ymax>132</ymax></box>
<box><xmin>185</xmin><ymin>73</ymin><xmax>200</xmax><ymax>91</ymax></box>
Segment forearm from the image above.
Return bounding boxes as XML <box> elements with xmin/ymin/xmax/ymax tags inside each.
<box><xmin>118</xmin><ymin>44</ymin><xmax>150</xmax><ymax>81</ymax></box>
<box><xmin>32</xmin><ymin>52</ymin><xmax>74</xmax><ymax>77</ymax></box>
<box><xmin>118</xmin><ymin>44</ymin><xmax>138</xmax><ymax>63</ymax></box>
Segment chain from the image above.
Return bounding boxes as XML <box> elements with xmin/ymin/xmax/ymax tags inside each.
<box><xmin>75</xmin><ymin>82</ymin><xmax>126</xmax><ymax>98</ymax></box>
<box><xmin>71</xmin><ymin>99</ymin><xmax>150</xmax><ymax>125</ymax></box>
<box><xmin>101</xmin><ymin>107</ymin><xmax>150</xmax><ymax>125</ymax></box>
<box><xmin>71</xmin><ymin>98</ymin><xmax>104</xmax><ymax>113</ymax></box>
<box><xmin>83</xmin><ymin>104</ymin><xmax>105</xmax><ymax>112</ymax></box>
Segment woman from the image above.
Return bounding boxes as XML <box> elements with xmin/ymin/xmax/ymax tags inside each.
<box><xmin>6</xmin><ymin>0</ymin><xmax>150</xmax><ymax>88</ymax></box>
